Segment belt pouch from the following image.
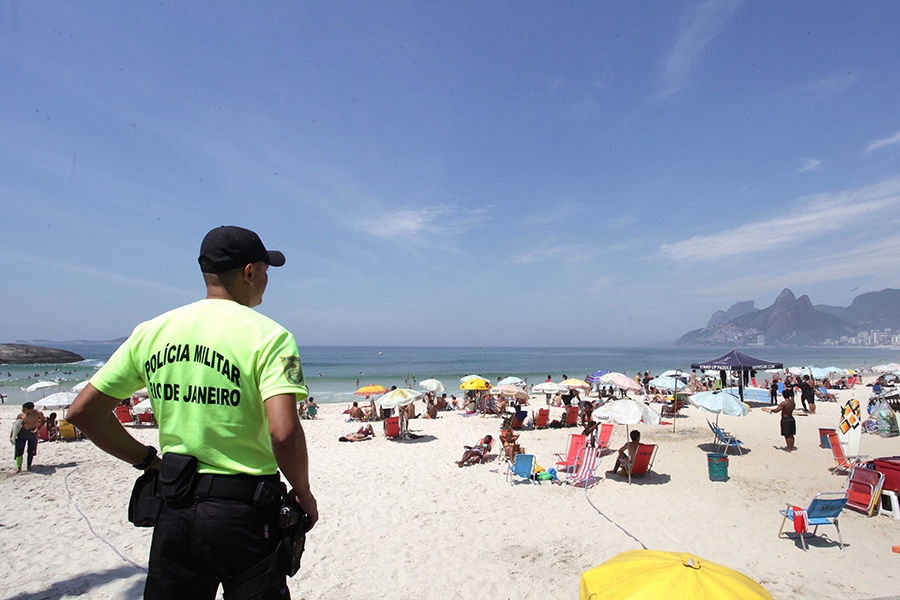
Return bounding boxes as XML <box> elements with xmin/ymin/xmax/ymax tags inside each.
<box><xmin>128</xmin><ymin>469</ymin><xmax>163</xmax><ymax>527</ymax></box>
<box><xmin>158</xmin><ymin>453</ymin><xmax>198</xmax><ymax>502</ymax></box>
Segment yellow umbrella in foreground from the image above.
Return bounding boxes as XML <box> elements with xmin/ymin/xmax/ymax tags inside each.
<box><xmin>460</xmin><ymin>379</ymin><xmax>491</xmax><ymax>391</ymax></box>
<box><xmin>580</xmin><ymin>550</ymin><xmax>775</xmax><ymax>600</ymax></box>
<box><xmin>354</xmin><ymin>384</ymin><xmax>388</xmax><ymax>396</ymax></box>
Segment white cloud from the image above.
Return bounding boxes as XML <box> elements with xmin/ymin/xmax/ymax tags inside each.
<box><xmin>798</xmin><ymin>158</ymin><xmax>822</xmax><ymax>173</ymax></box>
<box><xmin>690</xmin><ymin>233</ymin><xmax>900</xmax><ymax>297</ymax></box>
<box><xmin>353</xmin><ymin>205</ymin><xmax>489</xmax><ymax>244</ymax></box>
<box><xmin>805</xmin><ymin>71</ymin><xmax>859</xmax><ymax>93</ymax></box>
<box><xmin>659</xmin><ymin>0</ymin><xmax>742</xmax><ymax>98</ymax></box>
<box><xmin>508</xmin><ymin>239</ymin><xmax>604</xmax><ymax>265</ymax></box>
<box><xmin>866</xmin><ymin>130</ymin><xmax>900</xmax><ymax>154</ymax></box>
<box><xmin>660</xmin><ymin>178</ymin><xmax>900</xmax><ymax>261</ymax></box>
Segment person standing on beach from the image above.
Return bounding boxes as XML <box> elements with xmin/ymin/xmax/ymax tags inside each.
<box><xmin>13</xmin><ymin>402</ymin><xmax>44</xmax><ymax>472</ymax></box>
<box><xmin>798</xmin><ymin>374</ymin><xmax>816</xmax><ymax>414</ymax></box>
<box><xmin>68</xmin><ymin>226</ymin><xmax>317</xmax><ymax>600</ymax></box>
<box><xmin>763</xmin><ymin>390</ymin><xmax>796</xmax><ymax>451</ymax></box>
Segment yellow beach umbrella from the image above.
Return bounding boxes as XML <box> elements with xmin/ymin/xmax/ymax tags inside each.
<box><xmin>560</xmin><ymin>378</ymin><xmax>590</xmax><ymax>389</ymax></box>
<box><xmin>354</xmin><ymin>384</ymin><xmax>388</xmax><ymax>396</ymax></box>
<box><xmin>460</xmin><ymin>379</ymin><xmax>491</xmax><ymax>391</ymax></box>
<box><xmin>580</xmin><ymin>550</ymin><xmax>774</xmax><ymax>600</ymax></box>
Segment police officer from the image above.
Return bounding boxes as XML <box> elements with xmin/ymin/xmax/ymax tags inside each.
<box><xmin>69</xmin><ymin>226</ymin><xmax>317</xmax><ymax>599</ymax></box>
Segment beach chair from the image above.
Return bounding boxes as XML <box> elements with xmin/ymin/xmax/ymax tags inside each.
<box><xmin>510</xmin><ymin>410</ymin><xmax>527</xmax><ymax>430</ymax></box>
<box><xmin>660</xmin><ymin>400</ymin><xmax>683</xmax><ymax>418</ymax></box>
<box><xmin>137</xmin><ymin>412</ymin><xmax>155</xmax><ymax>426</ymax></box>
<box><xmin>564</xmin><ymin>406</ymin><xmax>579</xmax><ymax>427</ymax></box>
<box><xmin>595</xmin><ymin>423</ymin><xmax>614</xmax><ymax>454</ymax></box>
<box><xmin>506</xmin><ymin>453</ymin><xmax>536</xmax><ymax>485</ymax></box>
<box><xmin>566</xmin><ymin>447</ymin><xmax>601</xmax><ymax>489</ymax></box>
<box><xmin>533</xmin><ymin>408</ymin><xmax>549</xmax><ymax>429</ymax></box>
<box><xmin>825</xmin><ymin>432</ymin><xmax>870</xmax><ymax>474</ymax></box>
<box><xmin>751</xmin><ymin>377</ymin><xmax>759</xmax><ymax>388</ymax></box>
<box><xmin>306</xmin><ymin>404</ymin><xmax>318</xmax><ymax>419</ymax></box>
<box><xmin>115</xmin><ymin>405</ymin><xmax>134</xmax><ymax>425</ymax></box>
<box><xmin>844</xmin><ymin>466</ymin><xmax>884</xmax><ymax>516</ymax></box>
<box><xmin>555</xmin><ymin>434</ymin><xmax>587</xmax><ymax>474</ymax></box>
<box><xmin>384</xmin><ymin>416</ymin><xmax>401</xmax><ymax>439</ymax></box>
<box><xmin>37</xmin><ymin>423</ymin><xmax>50</xmax><ymax>441</ymax></box>
<box><xmin>708</xmin><ymin>421</ymin><xmax>745</xmax><ymax>456</ymax></box>
<box><xmin>778</xmin><ymin>492</ymin><xmax>848</xmax><ymax>551</ymax></box>
<box><xmin>624</xmin><ymin>443</ymin><xmax>657</xmax><ymax>485</ymax></box>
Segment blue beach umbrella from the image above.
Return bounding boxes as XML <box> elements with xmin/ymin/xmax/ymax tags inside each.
<box><xmin>647</xmin><ymin>376</ymin><xmax>684</xmax><ymax>392</ymax></box>
<box><xmin>497</xmin><ymin>376</ymin><xmax>524</xmax><ymax>386</ymax></box>
<box><xmin>689</xmin><ymin>390</ymin><xmax>748</xmax><ymax>426</ymax></box>
<box><xmin>587</xmin><ymin>369</ymin><xmax>610</xmax><ymax>384</ymax></box>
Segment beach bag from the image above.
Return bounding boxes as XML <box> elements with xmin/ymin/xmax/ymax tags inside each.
<box><xmin>873</xmin><ymin>401</ymin><xmax>899</xmax><ymax>438</ymax></box>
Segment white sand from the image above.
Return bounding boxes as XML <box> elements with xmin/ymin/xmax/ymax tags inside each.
<box><xmin>2</xmin><ymin>384</ymin><xmax>899</xmax><ymax>599</ymax></box>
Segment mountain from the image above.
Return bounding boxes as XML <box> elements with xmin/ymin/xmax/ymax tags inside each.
<box><xmin>839</xmin><ymin>289</ymin><xmax>900</xmax><ymax>330</ymax></box>
<box><xmin>19</xmin><ymin>337</ymin><xmax>128</xmax><ymax>345</ymax></box>
<box><xmin>0</xmin><ymin>344</ymin><xmax>85</xmax><ymax>364</ymax></box>
<box><xmin>707</xmin><ymin>301</ymin><xmax>758</xmax><ymax>328</ymax></box>
<box><xmin>675</xmin><ymin>288</ymin><xmax>853</xmax><ymax>346</ymax></box>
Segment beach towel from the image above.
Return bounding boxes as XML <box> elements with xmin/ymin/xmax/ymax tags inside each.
<box><xmin>792</xmin><ymin>506</ymin><xmax>809</xmax><ymax>534</ymax></box>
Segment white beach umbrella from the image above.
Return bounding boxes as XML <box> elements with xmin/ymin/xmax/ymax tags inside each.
<box><xmin>459</xmin><ymin>374</ymin><xmax>490</xmax><ymax>384</ymax></box>
<box><xmin>497</xmin><ymin>376</ymin><xmax>524</xmax><ymax>386</ymax></box>
<box><xmin>659</xmin><ymin>370</ymin><xmax>688</xmax><ymax>380</ymax></box>
<box><xmin>33</xmin><ymin>392</ymin><xmax>77</xmax><ymax>410</ymax></box>
<box><xmin>490</xmin><ymin>385</ymin><xmax>521</xmax><ymax>397</ymax></box>
<box><xmin>377</xmin><ymin>388</ymin><xmax>422</xmax><ymax>409</ymax></box>
<box><xmin>592</xmin><ymin>399</ymin><xmax>660</xmax><ymax>426</ymax></box>
<box><xmin>532</xmin><ymin>382</ymin><xmax>564</xmax><ymax>394</ymax></box>
<box><xmin>647</xmin><ymin>376</ymin><xmax>684</xmax><ymax>392</ymax></box>
<box><xmin>133</xmin><ymin>399</ymin><xmax>153</xmax><ymax>414</ymax></box>
<box><xmin>418</xmin><ymin>379</ymin><xmax>445</xmax><ymax>393</ymax></box>
<box><xmin>26</xmin><ymin>381</ymin><xmax>59</xmax><ymax>392</ymax></box>
<box><xmin>597</xmin><ymin>372</ymin><xmax>625</xmax><ymax>384</ymax></box>
<box><xmin>71</xmin><ymin>380</ymin><xmax>90</xmax><ymax>393</ymax></box>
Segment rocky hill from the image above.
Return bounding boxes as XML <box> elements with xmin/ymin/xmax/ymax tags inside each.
<box><xmin>0</xmin><ymin>344</ymin><xmax>85</xmax><ymax>364</ymax></box>
<box><xmin>707</xmin><ymin>301</ymin><xmax>758</xmax><ymax>328</ymax></box>
<box><xmin>675</xmin><ymin>287</ymin><xmax>899</xmax><ymax>346</ymax></box>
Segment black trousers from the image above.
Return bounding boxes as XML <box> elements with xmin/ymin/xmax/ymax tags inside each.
<box><xmin>145</xmin><ymin>498</ymin><xmax>289</xmax><ymax>600</ymax></box>
<box><xmin>15</xmin><ymin>429</ymin><xmax>38</xmax><ymax>467</ymax></box>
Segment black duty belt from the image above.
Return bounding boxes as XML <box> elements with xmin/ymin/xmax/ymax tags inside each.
<box><xmin>193</xmin><ymin>473</ymin><xmax>283</xmax><ymax>506</ymax></box>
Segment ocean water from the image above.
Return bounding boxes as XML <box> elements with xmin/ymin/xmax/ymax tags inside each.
<box><xmin>2</xmin><ymin>343</ymin><xmax>897</xmax><ymax>406</ymax></box>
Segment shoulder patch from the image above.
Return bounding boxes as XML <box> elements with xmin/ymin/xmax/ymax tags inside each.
<box><xmin>281</xmin><ymin>356</ymin><xmax>304</xmax><ymax>386</ymax></box>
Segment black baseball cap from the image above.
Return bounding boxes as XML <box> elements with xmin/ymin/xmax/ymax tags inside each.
<box><xmin>198</xmin><ymin>226</ymin><xmax>285</xmax><ymax>273</ymax></box>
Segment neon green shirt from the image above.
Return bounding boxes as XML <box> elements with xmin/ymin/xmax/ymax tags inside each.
<box><xmin>91</xmin><ymin>299</ymin><xmax>308</xmax><ymax>475</ymax></box>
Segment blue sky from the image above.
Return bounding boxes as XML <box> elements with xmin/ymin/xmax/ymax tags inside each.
<box><xmin>2</xmin><ymin>1</ymin><xmax>900</xmax><ymax>346</ymax></box>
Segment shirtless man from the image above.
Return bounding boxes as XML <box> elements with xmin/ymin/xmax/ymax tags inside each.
<box><xmin>338</xmin><ymin>424</ymin><xmax>375</xmax><ymax>442</ymax></box>
<box><xmin>348</xmin><ymin>401</ymin><xmax>364</xmax><ymax>420</ymax></box>
<box><xmin>763</xmin><ymin>392</ymin><xmax>796</xmax><ymax>451</ymax></box>
<box><xmin>606</xmin><ymin>430</ymin><xmax>642</xmax><ymax>476</ymax></box>
<box><xmin>14</xmin><ymin>402</ymin><xmax>45</xmax><ymax>472</ymax></box>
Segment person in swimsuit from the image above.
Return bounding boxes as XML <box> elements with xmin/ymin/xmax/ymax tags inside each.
<box><xmin>14</xmin><ymin>402</ymin><xmax>45</xmax><ymax>472</ymax></box>
<box><xmin>338</xmin><ymin>424</ymin><xmax>375</xmax><ymax>442</ymax></box>
<box><xmin>456</xmin><ymin>435</ymin><xmax>493</xmax><ymax>467</ymax></box>
<box><xmin>763</xmin><ymin>393</ymin><xmax>796</xmax><ymax>451</ymax></box>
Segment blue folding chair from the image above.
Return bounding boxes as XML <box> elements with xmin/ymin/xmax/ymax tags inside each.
<box><xmin>778</xmin><ymin>492</ymin><xmax>848</xmax><ymax>551</ymax></box>
<box><xmin>506</xmin><ymin>453</ymin><xmax>537</xmax><ymax>485</ymax></box>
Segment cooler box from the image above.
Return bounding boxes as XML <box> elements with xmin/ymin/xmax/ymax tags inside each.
<box><xmin>874</xmin><ymin>457</ymin><xmax>900</xmax><ymax>494</ymax></box>
<box><xmin>818</xmin><ymin>428</ymin><xmax>837</xmax><ymax>448</ymax></box>
<box><xmin>707</xmin><ymin>453</ymin><xmax>728</xmax><ymax>482</ymax></box>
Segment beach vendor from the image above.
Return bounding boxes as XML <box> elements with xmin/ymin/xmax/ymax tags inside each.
<box><xmin>68</xmin><ymin>226</ymin><xmax>317</xmax><ymax>600</ymax></box>
<box><xmin>13</xmin><ymin>401</ymin><xmax>44</xmax><ymax>472</ymax></box>
<box><xmin>763</xmin><ymin>391</ymin><xmax>796</xmax><ymax>452</ymax></box>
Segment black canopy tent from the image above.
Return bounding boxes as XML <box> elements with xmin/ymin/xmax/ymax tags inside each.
<box><xmin>691</xmin><ymin>349</ymin><xmax>783</xmax><ymax>401</ymax></box>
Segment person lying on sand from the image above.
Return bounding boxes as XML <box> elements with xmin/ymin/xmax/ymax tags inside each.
<box><xmin>607</xmin><ymin>430</ymin><xmax>641</xmax><ymax>476</ymax></box>
<box><xmin>339</xmin><ymin>424</ymin><xmax>376</xmax><ymax>443</ymax></box>
<box><xmin>456</xmin><ymin>435</ymin><xmax>493</xmax><ymax>467</ymax></box>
